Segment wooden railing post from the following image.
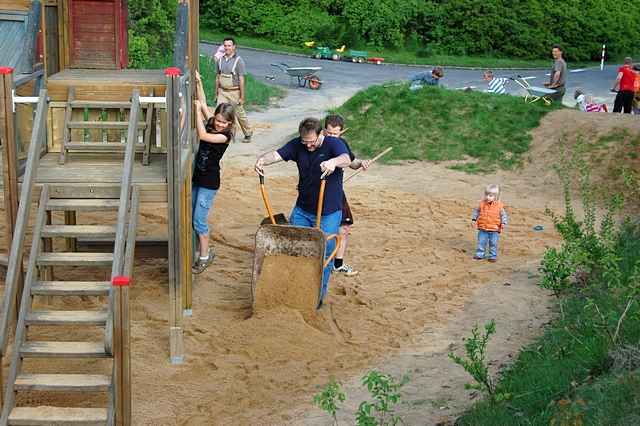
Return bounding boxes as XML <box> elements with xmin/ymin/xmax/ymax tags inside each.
<box><xmin>165</xmin><ymin>67</ymin><xmax>184</xmax><ymax>364</ymax></box>
<box><xmin>112</xmin><ymin>275</ymin><xmax>131</xmax><ymax>426</ymax></box>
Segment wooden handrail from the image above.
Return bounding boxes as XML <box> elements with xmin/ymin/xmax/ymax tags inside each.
<box><xmin>105</xmin><ymin>90</ymin><xmax>140</xmax><ymax>355</ymax></box>
<box><xmin>0</xmin><ymin>90</ymin><xmax>48</xmax><ymax>355</ymax></box>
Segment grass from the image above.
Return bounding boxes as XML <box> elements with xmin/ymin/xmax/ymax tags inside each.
<box><xmin>332</xmin><ymin>84</ymin><xmax>559</xmax><ymax>172</ymax></box>
<box><xmin>198</xmin><ymin>54</ymin><xmax>284</xmax><ymax>110</ymax></box>
<box><xmin>200</xmin><ymin>30</ymin><xmax>599</xmax><ymax>69</ymax></box>
<box><xmin>131</xmin><ymin>53</ymin><xmax>283</xmax><ymax>110</ymax></box>
<box><xmin>456</xmin><ymin>230</ymin><xmax>640</xmax><ymax>424</ymax></box>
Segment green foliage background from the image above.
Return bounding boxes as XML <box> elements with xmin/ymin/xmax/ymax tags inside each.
<box><xmin>128</xmin><ymin>0</ymin><xmax>178</xmax><ymax>68</ymax></box>
<box><xmin>200</xmin><ymin>0</ymin><xmax>639</xmax><ymax>61</ymax></box>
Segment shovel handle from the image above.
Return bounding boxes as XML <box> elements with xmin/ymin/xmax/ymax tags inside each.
<box><xmin>323</xmin><ymin>234</ymin><xmax>342</xmax><ymax>269</ymax></box>
<box><xmin>259</xmin><ymin>175</ymin><xmax>277</xmax><ymax>225</ymax></box>
<box><xmin>315</xmin><ymin>178</ymin><xmax>326</xmax><ymax>229</ymax></box>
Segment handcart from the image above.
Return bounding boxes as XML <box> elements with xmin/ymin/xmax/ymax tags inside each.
<box><xmin>270</xmin><ymin>63</ymin><xmax>323</xmax><ymax>90</ymax></box>
<box><xmin>252</xmin><ymin>176</ymin><xmax>340</xmax><ymax>313</ymax></box>
<box><xmin>511</xmin><ymin>75</ymin><xmax>558</xmax><ymax>105</ymax></box>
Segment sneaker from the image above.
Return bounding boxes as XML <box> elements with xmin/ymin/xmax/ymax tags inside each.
<box><xmin>473</xmin><ymin>256</ymin><xmax>484</xmax><ymax>260</ymax></box>
<box><xmin>333</xmin><ymin>264</ymin><xmax>359</xmax><ymax>277</ymax></box>
<box><xmin>192</xmin><ymin>248</ymin><xmax>215</xmax><ymax>274</ymax></box>
<box><xmin>242</xmin><ymin>134</ymin><xmax>253</xmax><ymax>143</ymax></box>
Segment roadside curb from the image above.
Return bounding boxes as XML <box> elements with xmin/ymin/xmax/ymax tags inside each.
<box><xmin>199</xmin><ymin>40</ymin><xmax>594</xmax><ymax>72</ymax></box>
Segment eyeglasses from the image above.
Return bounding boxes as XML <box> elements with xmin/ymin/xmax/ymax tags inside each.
<box><xmin>300</xmin><ymin>135</ymin><xmax>319</xmax><ymax>145</ymax></box>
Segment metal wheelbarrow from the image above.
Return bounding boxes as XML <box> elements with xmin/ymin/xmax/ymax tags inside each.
<box><xmin>270</xmin><ymin>63</ymin><xmax>323</xmax><ymax>90</ymax></box>
<box><xmin>511</xmin><ymin>75</ymin><xmax>558</xmax><ymax>105</ymax></box>
<box><xmin>251</xmin><ymin>176</ymin><xmax>340</xmax><ymax>313</ymax></box>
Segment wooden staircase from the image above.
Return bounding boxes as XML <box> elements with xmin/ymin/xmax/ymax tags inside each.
<box><xmin>0</xmin><ymin>186</ymin><xmax>139</xmax><ymax>425</ymax></box>
<box><xmin>58</xmin><ymin>87</ymin><xmax>155</xmax><ymax>166</ymax></box>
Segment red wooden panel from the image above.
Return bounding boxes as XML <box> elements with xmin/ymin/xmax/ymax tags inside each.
<box><xmin>69</xmin><ymin>0</ymin><xmax>118</xmax><ymax>68</ymax></box>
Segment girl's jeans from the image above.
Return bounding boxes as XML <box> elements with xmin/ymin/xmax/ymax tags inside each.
<box><xmin>290</xmin><ymin>206</ymin><xmax>342</xmax><ymax>305</ymax></box>
<box><xmin>476</xmin><ymin>230</ymin><xmax>500</xmax><ymax>260</ymax></box>
<box><xmin>192</xmin><ymin>185</ymin><xmax>218</xmax><ymax>236</ymax></box>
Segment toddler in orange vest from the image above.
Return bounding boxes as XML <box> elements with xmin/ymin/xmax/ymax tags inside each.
<box><xmin>471</xmin><ymin>184</ymin><xmax>508</xmax><ymax>262</ymax></box>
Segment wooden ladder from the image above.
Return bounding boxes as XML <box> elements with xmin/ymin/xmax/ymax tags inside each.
<box><xmin>58</xmin><ymin>87</ymin><xmax>155</xmax><ymax>166</ymax></box>
<box><xmin>0</xmin><ymin>185</ymin><xmax>139</xmax><ymax>426</ymax></box>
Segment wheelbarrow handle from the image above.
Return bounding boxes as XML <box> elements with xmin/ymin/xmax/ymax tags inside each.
<box><xmin>259</xmin><ymin>175</ymin><xmax>277</xmax><ymax>225</ymax></box>
<box><xmin>323</xmin><ymin>234</ymin><xmax>342</xmax><ymax>269</ymax></box>
<box><xmin>315</xmin><ymin>178</ymin><xmax>326</xmax><ymax>229</ymax></box>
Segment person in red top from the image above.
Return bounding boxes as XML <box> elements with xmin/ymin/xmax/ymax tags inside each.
<box><xmin>612</xmin><ymin>57</ymin><xmax>637</xmax><ymax>114</ymax></box>
<box><xmin>471</xmin><ymin>184</ymin><xmax>508</xmax><ymax>262</ymax></box>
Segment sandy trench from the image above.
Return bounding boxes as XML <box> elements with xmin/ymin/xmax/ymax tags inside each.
<box><xmin>1</xmin><ymin>88</ymin><xmax>640</xmax><ymax>425</ymax></box>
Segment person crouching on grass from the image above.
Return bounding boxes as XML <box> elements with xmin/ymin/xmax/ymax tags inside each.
<box><xmin>323</xmin><ymin>114</ymin><xmax>371</xmax><ymax>276</ymax></box>
<box><xmin>471</xmin><ymin>184</ymin><xmax>508</xmax><ymax>263</ymax></box>
<box><xmin>192</xmin><ymin>70</ymin><xmax>235</xmax><ymax>274</ymax></box>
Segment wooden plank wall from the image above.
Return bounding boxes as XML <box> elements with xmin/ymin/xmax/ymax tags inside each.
<box><xmin>0</xmin><ymin>0</ymin><xmax>31</xmax><ymax>11</ymax></box>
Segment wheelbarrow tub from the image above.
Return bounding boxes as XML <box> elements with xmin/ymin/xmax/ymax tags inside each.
<box><xmin>252</xmin><ymin>224</ymin><xmax>325</xmax><ymax>314</ymax></box>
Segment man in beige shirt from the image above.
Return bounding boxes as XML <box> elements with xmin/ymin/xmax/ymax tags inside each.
<box><xmin>216</xmin><ymin>37</ymin><xmax>253</xmax><ymax>142</ymax></box>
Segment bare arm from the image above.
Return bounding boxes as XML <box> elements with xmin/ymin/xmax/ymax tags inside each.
<box><xmin>319</xmin><ymin>153</ymin><xmax>351</xmax><ymax>177</ymax></box>
<box><xmin>195</xmin><ymin>101</ymin><xmax>228</xmax><ymax>144</ymax></box>
<box><xmin>612</xmin><ymin>72</ymin><xmax>623</xmax><ymax>91</ymax></box>
<box><xmin>194</xmin><ymin>71</ymin><xmax>213</xmax><ymax>119</ymax></box>
<box><xmin>255</xmin><ymin>150</ymin><xmax>284</xmax><ymax>175</ymax></box>
<box><xmin>239</xmin><ymin>75</ymin><xmax>246</xmax><ymax>105</ymax></box>
<box><xmin>550</xmin><ymin>71</ymin><xmax>561</xmax><ymax>88</ymax></box>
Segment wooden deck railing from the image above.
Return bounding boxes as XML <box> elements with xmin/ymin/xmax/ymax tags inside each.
<box><xmin>0</xmin><ymin>88</ymin><xmax>48</xmax><ymax>405</ymax></box>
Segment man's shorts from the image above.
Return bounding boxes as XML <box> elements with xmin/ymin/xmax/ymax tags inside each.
<box><xmin>341</xmin><ymin>195</ymin><xmax>353</xmax><ymax>226</ymax></box>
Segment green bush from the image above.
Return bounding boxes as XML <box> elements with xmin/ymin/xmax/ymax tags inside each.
<box><xmin>128</xmin><ymin>0</ymin><xmax>178</xmax><ymax>68</ymax></box>
<box><xmin>201</xmin><ymin>0</ymin><xmax>640</xmax><ymax>61</ymax></box>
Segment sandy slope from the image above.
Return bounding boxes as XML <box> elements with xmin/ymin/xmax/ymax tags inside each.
<box><xmin>1</xmin><ymin>93</ymin><xmax>639</xmax><ymax>425</ymax></box>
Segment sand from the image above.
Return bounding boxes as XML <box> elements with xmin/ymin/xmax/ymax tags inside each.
<box><xmin>1</xmin><ymin>103</ymin><xmax>638</xmax><ymax>424</ymax></box>
<box><xmin>254</xmin><ymin>255</ymin><xmax>321</xmax><ymax>315</ymax></box>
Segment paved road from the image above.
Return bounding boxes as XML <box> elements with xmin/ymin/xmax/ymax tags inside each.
<box><xmin>201</xmin><ymin>43</ymin><xmax>622</xmax><ymax>104</ymax></box>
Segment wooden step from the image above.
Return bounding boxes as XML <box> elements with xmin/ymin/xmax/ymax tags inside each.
<box><xmin>67</xmin><ymin>121</ymin><xmax>146</xmax><ymax>129</ymax></box>
<box><xmin>0</xmin><ymin>253</ymin><xmax>7</xmax><ymax>267</ymax></box>
<box><xmin>32</xmin><ymin>281</ymin><xmax>110</xmax><ymax>296</ymax></box>
<box><xmin>47</xmin><ymin>199</ymin><xmax>120</xmax><ymax>212</ymax></box>
<box><xmin>26</xmin><ymin>310</ymin><xmax>108</xmax><ymax>326</ymax></box>
<box><xmin>70</xmin><ymin>100</ymin><xmax>132</xmax><ymax>109</ymax></box>
<box><xmin>42</xmin><ymin>225</ymin><xmax>117</xmax><ymax>239</ymax></box>
<box><xmin>14</xmin><ymin>374</ymin><xmax>110</xmax><ymax>392</ymax></box>
<box><xmin>37</xmin><ymin>253</ymin><xmax>113</xmax><ymax>267</ymax></box>
<box><xmin>9</xmin><ymin>406</ymin><xmax>108</xmax><ymax>425</ymax></box>
<box><xmin>20</xmin><ymin>341</ymin><xmax>108</xmax><ymax>358</ymax></box>
<box><xmin>66</xmin><ymin>142</ymin><xmax>145</xmax><ymax>152</ymax></box>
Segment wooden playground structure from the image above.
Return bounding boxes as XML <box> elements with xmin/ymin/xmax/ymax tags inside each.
<box><xmin>0</xmin><ymin>0</ymin><xmax>201</xmax><ymax>423</ymax></box>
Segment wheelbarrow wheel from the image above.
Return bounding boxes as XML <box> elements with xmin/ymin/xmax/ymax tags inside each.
<box><xmin>308</xmin><ymin>76</ymin><xmax>322</xmax><ymax>90</ymax></box>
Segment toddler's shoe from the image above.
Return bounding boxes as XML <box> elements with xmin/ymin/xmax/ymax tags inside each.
<box><xmin>488</xmin><ymin>258</ymin><xmax>497</xmax><ymax>263</ymax></box>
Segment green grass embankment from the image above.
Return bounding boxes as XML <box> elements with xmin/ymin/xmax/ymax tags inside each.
<box><xmin>333</xmin><ymin>84</ymin><xmax>559</xmax><ymax>172</ymax></box>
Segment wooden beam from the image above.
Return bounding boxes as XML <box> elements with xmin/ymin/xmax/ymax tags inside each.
<box><xmin>166</xmin><ymin>70</ymin><xmax>184</xmax><ymax>364</ymax></box>
<box><xmin>1</xmin><ymin>69</ymin><xmax>19</xmax><ymax>256</ymax></box>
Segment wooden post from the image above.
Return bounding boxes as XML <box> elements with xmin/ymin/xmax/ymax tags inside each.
<box><xmin>112</xmin><ymin>275</ymin><xmax>131</xmax><ymax>426</ymax></box>
<box><xmin>173</xmin><ymin>3</ymin><xmax>188</xmax><ymax>72</ymax></box>
<box><xmin>165</xmin><ymin>68</ymin><xmax>184</xmax><ymax>363</ymax></box>
<box><xmin>0</xmin><ymin>67</ymin><xmax>25</xmax><ymax>320</ymax></box>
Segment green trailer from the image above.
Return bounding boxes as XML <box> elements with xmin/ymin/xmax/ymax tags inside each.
<box><xmin>347</xmin><ymin>50</ymin><xmax>368</xmax><ymax>63</ymax></box>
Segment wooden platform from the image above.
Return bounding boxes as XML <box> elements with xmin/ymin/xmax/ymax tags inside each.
<box><xmin>47</xmin><ymin>69</ymin><xmax>167</xmax><ymax>102</ymax></box>
<box><xmin>17</xmin><ymin>153</ymin><xmax>167</xmax><ymax>203</ymax></box>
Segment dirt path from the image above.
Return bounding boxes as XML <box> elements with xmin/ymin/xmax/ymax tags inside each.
<box><xmin>9</xmin><ymin>88</ymin><xmax>635</xmax><ymax>424</ymax></box>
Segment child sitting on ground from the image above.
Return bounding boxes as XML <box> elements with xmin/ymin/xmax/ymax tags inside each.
<box><xmin>409</xmin><ymin>67</ymin><xmax>444</xmax><ymax>91</ymax></box>
<box><xmin>574</xmin><ymin>88</ymin><xmax>608</xmax><ymax>113</ymax></box>
<box><xmin>483</xmin><ymin>70</ymin><xmax>510</xmax><ymax>94</ymax></box>
<box><xmin>471</xmin><ymin>184</ymin><xmax>508</xmax><ymax>263</ymax></box>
